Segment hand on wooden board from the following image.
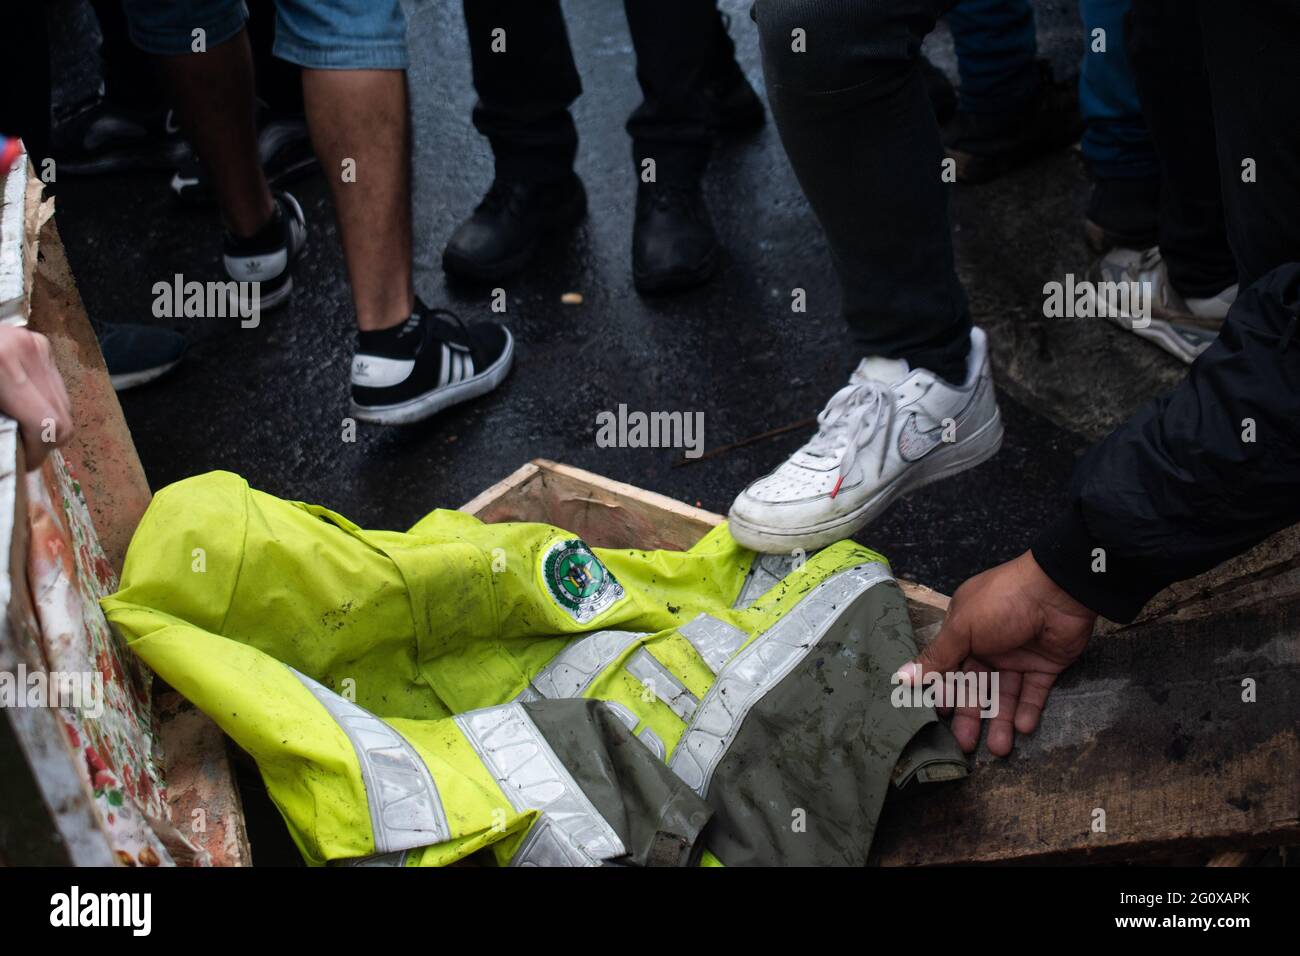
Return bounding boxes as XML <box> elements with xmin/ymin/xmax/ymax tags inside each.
<box><xmin>0</xmin><ymin>325</ymin><xmax>74</xmax><ymax>470</ymax></box>
<box><xmin>895</xmin><ymin>550</ymin><xmax>1097</xmax><ymax>758</ymax></box>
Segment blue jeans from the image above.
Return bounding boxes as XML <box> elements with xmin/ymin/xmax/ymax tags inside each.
<box><xmin>947</xmin><ymin>0</ymin><xmax>1158</xmax><ymax>180</ymax></box>
<box><xmin>122</xmin><ymin>0</ymin><xmax>409</xmax><ymax>70</ymax></box>
<box><xmin>946</xmin><ymin>0</ymin><xmax>1039</xmax><ymax>113</ymax></box>
<box><xmin>1078</xmin><ymin>0</ymin><xmax>1157</xmax><ymax>179</ymax></box>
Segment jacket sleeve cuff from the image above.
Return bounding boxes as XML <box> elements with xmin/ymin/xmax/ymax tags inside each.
<box><xmin>1029</xmin><ymin>502</ymin><xmax>1165</xmax><ymax>624</ymax></box>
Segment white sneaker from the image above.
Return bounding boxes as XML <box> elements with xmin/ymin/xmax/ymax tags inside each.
<box><xmin>1091</xmin><ymin>246</ymin><xmax>1236</xmax><ymax>364</ymax></box>
<box><xmin>728</xmin><ymin>327</ymin><xmax>1003</xmax><ymax>553</ymax></box>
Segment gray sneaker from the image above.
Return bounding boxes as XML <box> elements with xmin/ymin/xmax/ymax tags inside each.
<box><xmin>1090</xmin><ymin>246</ymin><xmax>1236</xmax><ymax>364</ymax></box>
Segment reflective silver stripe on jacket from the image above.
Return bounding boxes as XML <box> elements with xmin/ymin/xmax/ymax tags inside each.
<box><xmin>454</xmin><ymin>703</ymin><xmax>626</xmax><ymax>866</ymax></box>
<box><xmin>638</xmin><ymin>727</ymin><xmax>667</xmax><ymax>761</ymax></box>
<box><xmin>678</xmin><ymin>613</ymin><xmax>749</xmax><ymax>674</ymax></box>
<box><xmin>288</xmin><ymin>667</ymin><xmax>451</xmax><ymax>853</ymax></box>
<box><xmin>338</xmin><ymin>849</ymin><xmax>410</xmax><ymax>867</ymax></box>
<box><xmin>602</xmin><ymin>700</ymin><xmax>640</xmax><ymax>731</ymax></box>
<box><xmin>511</xmin><ymin>816</ymin><xmax>598</xmax><ymax>867</ymax></box>
<box><xmin>625</xmin><ymin>648</ymin><xmax>699</xmax><ymax>721</ymax></box>
<box><xmin>512</xmin><ymin>684</ymin><xmax>542</xmax><ymax>703</ymax></box>
<box><xmin>669</xmin><ymin>563</ymin><xmax>893</xmax><ymax>798</ymax></box>
<box><xmin>522</xmin><ymin>629</ymin><xmax>645</xmax><ymax>700</ymax></box>
<box><xmin>732</xmin><ymin>553</ymin><xmax>800</xmax><ymax>609</ymax></box>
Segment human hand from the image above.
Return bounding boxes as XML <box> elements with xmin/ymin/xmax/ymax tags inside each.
<box><xmin>895</xmin><ymin>550</ymin><xmax>1096</xmax><ymax>757</ymax></box>
<box><xmin>0</xmin><ymin>326</ymin><xmax>74</xmax><ymax>470</ymax></box>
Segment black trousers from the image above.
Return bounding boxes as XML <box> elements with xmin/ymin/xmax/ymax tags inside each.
<box><xmin>752</xmin><ymin>0</ymin><xmax>970</xmax><ymax>382</ymax></box>
<box><xmin>1126</xmin><ymin>0</ymin><xmax>1235</xmax><ymax>298</ymax></box>
<box><xmin>1193</xmin><ymin>0</ymin><xmax>1300</xmax><ymax>293</ymax></box>
<box><xmin>1033</xmin><ymin>0</ymin><xmax>1300</xmax><ymax>622</ymax></box>
<box><xmin>463</xmin><ymin>0</ymin><xmax>731</xmax><ymax>186</ymax></box>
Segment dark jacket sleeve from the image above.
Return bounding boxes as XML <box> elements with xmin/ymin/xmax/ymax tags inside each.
<box><xmin>1031</xmin><ymin>262</ymin><xmax>1300</xmax><ymax>623</ymax></box>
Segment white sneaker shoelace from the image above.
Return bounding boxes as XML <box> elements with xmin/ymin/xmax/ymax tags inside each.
<box><xmin>802</xmin><ymin>379</ymin><xmax>896</xmax><ymax>498</ymax></box>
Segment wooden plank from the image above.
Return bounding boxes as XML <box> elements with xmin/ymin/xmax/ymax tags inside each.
<box><xmin>463</xmin><ymin>459</ymin><xmax>721</xmax><ymax>553</ymax></box>
<box><xmin>1206</xmin><ymin>850</ymin><xmax>1257</xmax><ymax>867</ymax></box>
<box><xmin>27</xmin><ymin>216</ymin><xmax>151</xmax><ymax>576</ymax></box>
<box><xmin>458</xmin><ymin>461</ymin><xmax>541</xmax><ymax>519</ymax></box>
<box><xmin>1108</xmin><ymin>524</ymin><xmax>1300</xmax><ymax>632</ymax></box>
<box><xmin>156</xmin><ymin>691</ymin><xmax>252</xmax><ymax>867</ymax></box>
<box><xmin>894</xmin><ymin>580</ymin><xmax>949</xmax><ymax>641</ymax></box>
<box><xmin>871</xmin><ymin>598</ymin><xmax>1300</xmax><ymax>864</ymax></box>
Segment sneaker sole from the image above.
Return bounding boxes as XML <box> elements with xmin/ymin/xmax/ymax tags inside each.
<box><xmin>110</xmin><ymin>359</ymin><xmax>182</xmax><ymax>392</ymax></box>
<box><xmin>728</xmin><ymin>408</ymin><xmax>1005</xmax><ymax>553</ymax></box>
<box><xmin>1101</xmin><ymin>312</ymin><xmax>1212</xmax><ymax>365</ymax></box>
<box><xmin>349</xmin><ymin>330</ymin><xmax>515</xmax><ymax>426</ymax></box>
<box><xmin>257</xmin><ymin>275</ymin><xmax>294</xmax><ymax>312</ymax></box>
<box><xmin>1086</xmin><ymin>266</ymin><xmax>1224</xmax><ymax>332</ymax></box>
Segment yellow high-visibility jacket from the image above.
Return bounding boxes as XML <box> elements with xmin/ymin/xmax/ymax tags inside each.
<box><xmin>103</xmin><ymin>471</ymin><xmax>966</xmax><ymax>867</ymax></box>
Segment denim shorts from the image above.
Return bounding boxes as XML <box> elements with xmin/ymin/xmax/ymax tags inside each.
<box><xmin>123</xmin><ymin>0</ymin><xmax>409</xmax><ymax>70</ymax></box>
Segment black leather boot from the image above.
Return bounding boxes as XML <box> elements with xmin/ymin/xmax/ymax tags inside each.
<box><xmin>442</xmin><ymin>173</ymin><xmax>587</xmax><ymax>281</ymax></box>
<box><xmin>632</xmin><ymin>182</ymin><xmax>720</xmax><ymax>295</ymax></box>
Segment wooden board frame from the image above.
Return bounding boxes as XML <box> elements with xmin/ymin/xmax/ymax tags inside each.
<box><xmin>461</xmin><ymin>458</ymin><xmax>951</xmax><ymax>634</ymax></box>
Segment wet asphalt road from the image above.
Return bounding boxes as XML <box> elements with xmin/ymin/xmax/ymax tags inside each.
<box><xmin>49</xmin><ymin>0</ymin><xmax>1187</xmax><ymax>597</ymax></box>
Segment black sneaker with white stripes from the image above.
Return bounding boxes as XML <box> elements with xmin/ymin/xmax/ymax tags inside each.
<box><xmin>350</xmin><ymin>304</ymin><xmax>514</xmax><ymax>425</ymax></box>
<box><xmin>222</xmin><ymin>191</ymin><xmax>307</xmax><ymax>311</ymax></box>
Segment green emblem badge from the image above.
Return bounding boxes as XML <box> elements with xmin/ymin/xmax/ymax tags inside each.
<box><xmin>542</xmin><ymin>538</ymin><xmax>624</xmax><ymax>624</ymax></box>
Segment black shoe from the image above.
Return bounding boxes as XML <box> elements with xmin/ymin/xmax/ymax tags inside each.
<box><xmin>943</xmin><ymin>60</ymin><xmax>1081</xmax><ymax>183</ymax></box>
<box><xmin>1084</xmin><ymin>175</ymin><xmax>1160</xmax><ymax>253</ymax></box>
<box><xmin>92</xmin><ymin>320</ymin><xmax>187</xmax><ymax>391</ymax></box>
<box><xmin>920</xmin><ymin>56</ymin><xmax>957</xmax><ymax>126</ymax></box>
<box><xmin>442</xmin><ymin>174</ymin><xmax>587</xmax><ymax>282</ymax></box>
<box><xmin>632</xmin><ymin>182</ymin><xmax>720</xmax><ymax>295</ymax></box>
<box><xmin>172</xmin><ymin>111</ymin><xmax>318</xmax><ymax>206</ymax></box>
<box><xmin>222</xmin><ymin>191</ymin><xmax>308</xmax><ymax>311</ymax></box>
<box><xmin>51</xmin><ymin>98</ymin><xmax>189</xmax><ymax>175</ymax></box>
<box><xmin>350</xmin><ymin>304</ymin><xmax>514</xmax><ymax>425</ymax></box>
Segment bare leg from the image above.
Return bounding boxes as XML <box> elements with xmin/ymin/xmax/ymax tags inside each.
<box><xmin>301</xmin><ymin>69</ymin><xmax>413</xmax><ymax>331</ymax></box>
<box><xmin>156</xmin><ymin>29</ymin><xmax>273</xmax><ymax>237</ymax></box>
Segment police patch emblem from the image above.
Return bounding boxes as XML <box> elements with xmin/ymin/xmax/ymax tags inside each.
<box><xmin>541</xmin><ymin>538</ymin><xmax>625</xmax><ymax>624</ymax></box>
